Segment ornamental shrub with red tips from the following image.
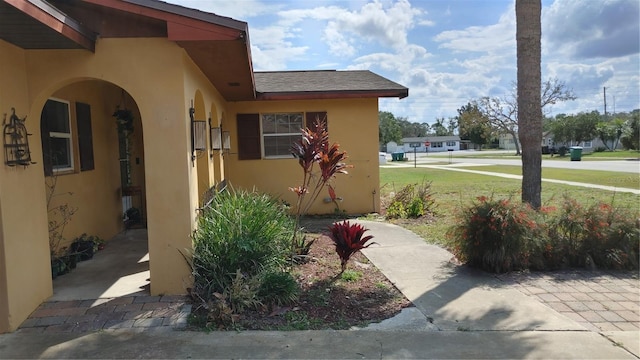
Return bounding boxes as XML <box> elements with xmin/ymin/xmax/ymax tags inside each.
<box><xmin>327</xmin><ymin>221</ymin><xmax>376</xmax><ymax>273</ymax></box>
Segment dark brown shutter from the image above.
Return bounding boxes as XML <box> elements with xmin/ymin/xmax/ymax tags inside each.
<box><xmin>305</xmin><ymin>112</ymin><xmax>328</xmax><ymax>131</ymax></box>
<box><xmin>76</xmin><ymin>102</ymin><xmax>94</xmax><ymax>171</ymax></box>
<box><xmin>237</xmin><ymin>113</ymin><xmax>261</xmax><ymax>160</ymax></box>
<box><xmin>40</xmin><ymin>103</ymin><xmax>53</xmax><ymax>176</ymax></box>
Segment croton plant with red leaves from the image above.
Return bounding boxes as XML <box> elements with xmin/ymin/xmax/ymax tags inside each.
<box><xmin>327</xmin><ymin>220</ymin><xmax>376</xmax><ymax>273</ymax></box>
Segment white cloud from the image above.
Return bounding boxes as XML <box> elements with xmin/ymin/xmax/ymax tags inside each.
<box><xmin>543</xmin><ymin>0</ymin><xmax>640</xmax><ymax>60</ymax></box>
<box><xmin>250</xmin><ymin>26</ymin><xmax>308</xmax><ymax>70</ymax></box>
<box><xmin>434</xmin><ymin>10</ymin><xmax>515</xmax><ymax>54</ymax></box>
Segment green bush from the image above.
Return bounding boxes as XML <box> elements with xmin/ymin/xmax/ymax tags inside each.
<box><xmin>387</xmin><ymin>181</ymin><xmax>435</xmax><ymax>219</ymax></box>
<box><xmin>549</xmin><ymin>197</ymin><xmax>639</xmax><ymax>269</ymax></box>
<box><xmin>448</xmin><ymin>195</ymin><xmax>545</xmax><ymax>273</ymax></box>
<box><xmin>386</xmin><ymin>201</ymin><xmax>406</xmax><ymax>219</ymax></box>
<box><xmin>190</xmin><ymin>188</ymin><xmax>293</xmax><ymax>299</ymax></box>
<box><xmin>407</xmin><ymin>197</ymin><xmax>425</xmax><ymax>218</ymax></box>
<box><xmin>449</xmin><ymin>195</ymin><xmax>640</xmax><ymax>272</ymax></box>
<box><xmin>258</xmin><ymin>271</ymin><xmax>300</xmax><ymax>307</ymax></box>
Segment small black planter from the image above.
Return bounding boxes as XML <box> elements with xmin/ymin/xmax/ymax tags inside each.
<box><xmin>70</xmin><ymin>240</ymin><xmax>94</xmax><ymax>261</ymax></box>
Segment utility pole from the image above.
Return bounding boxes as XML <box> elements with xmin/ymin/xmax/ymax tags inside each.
<box><xmin>603</xmin><ymin>87</ymin><xmax>607</xmax><ymax>118</ymax></box>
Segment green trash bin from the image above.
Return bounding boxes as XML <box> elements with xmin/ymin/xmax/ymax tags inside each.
<box><xmin>392</xmin><ymin>152</ymin><xmax>405</xmax><ymax>161</ymax></box>
<box><xmin>569</xmin><ymin>146</ymin><xmax>583</xmax><ymax>161</ymax></box>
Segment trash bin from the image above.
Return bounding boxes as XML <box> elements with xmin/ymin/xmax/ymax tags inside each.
<box><xmin>569</xmin><ymin>146</ymin><xmax>583</xmax><ymax>161</ymax></box>
<box><xmin>379</xmin><ymin>152</ymin><xmax>387</xmax><ymax>164</ymax></box>
<box><xmin>392</xmin><ymin>152</ymin><xmax>405</xmax><ymax>161</ymax></box>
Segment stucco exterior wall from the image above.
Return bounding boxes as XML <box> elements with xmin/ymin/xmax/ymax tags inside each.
<box><xmin>226</xmin><ymin>98</ymin><xmax>381</xmax><ymax>215</ymax></box>
<box><xmin>0</xmin><ymin>40</ymin><xmax>52</xmax><ymax>333</ymax></box>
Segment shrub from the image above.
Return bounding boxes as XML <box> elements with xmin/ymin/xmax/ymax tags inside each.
<box><xmin>549</xmin><ymin>197</ymin><xmax>639</xmax><ymax>269</ymax></box>
<box><xmin>190</xmin><ymin>187</ymin><xmax>293</xmax><ymax>300</ymax></box>
<box><xmin>407</xmin><ymin>197</ymin><xmax>425</xmax><ymax>218</ymax></box>
<box><xmin>258</xmin><ymin>271</ymin><xmax>300</xmax><ymax>307</ymax></box>
<box><xmin>387</xmin><ymin>181</ymin><xmax>435</xmax><ymax>219</ymax></box>
<box><xmin>450</xmin><ymin>194</ymin><xmax>639</xmax><ymax>272</ymax></box>
<box><xmin>327</xmin><ymin>220</ymin><xmax>376</xmax><ymax>273</ymax></box>
<box><xmin>448</xmin><ymin>195</ymin><xmax>544</xmax><ymax>273</ymax></box>
<box><xmin>386</xmin><ymin>201</ymin><xmax>406</xmax><ymax>219</ymax></box>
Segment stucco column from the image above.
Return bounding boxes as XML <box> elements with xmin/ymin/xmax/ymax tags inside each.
<box><xmin>141</xmin><ymin>101</ymin><xmax>196</xmax><ymax>295</ymax></box>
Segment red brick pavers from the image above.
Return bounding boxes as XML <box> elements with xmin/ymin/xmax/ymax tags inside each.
<box><xmin>18</xmin><ymin>295</ymin><xmax>191</xmax><ymax>333</ymax></box>
<box><xmin>497</xmin><ymin>270</ymin><xmax>639</xmax><ymax>332</ymax></box>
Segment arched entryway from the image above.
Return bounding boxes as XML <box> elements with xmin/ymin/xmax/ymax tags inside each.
<box><xmin>40</xmin><ymin>79</ymin><xmax>149</xmax><ymax>299</ymax></box>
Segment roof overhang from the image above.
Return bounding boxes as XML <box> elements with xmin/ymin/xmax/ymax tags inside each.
<box><xmin>76</xmin><ymin>0</ymin><xmax>256</xmax><ymax>101</ymax></box>
<box><xmin>0</xmin><ymin>0</ymin><xmax>96</xmax><ymax>51</ymax></box>
<box><xmin>257</xmin><ymin>89</ymin><xmax>409</xmax><ymax>101</ymax></box>
<box><xmin>1</xmin><ymin>0</ymin><xmax>255</xmax><ymax>101</ymax></box>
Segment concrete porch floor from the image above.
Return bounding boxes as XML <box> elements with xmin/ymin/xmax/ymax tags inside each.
<box><xmin>19</xmin><ymin>229</ymin><xmax>191</xmax><ymax>332</ymax></box>
<box><xmin>51</xmin><ymin>229</ymin><xmax>150</xmax><ymax>301</ymax></box>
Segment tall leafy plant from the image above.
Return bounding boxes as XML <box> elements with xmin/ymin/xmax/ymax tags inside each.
<box><xmin>290</xmin><ymin>117</ymin><xmax>349</xmax><ymax>259</ymax></box>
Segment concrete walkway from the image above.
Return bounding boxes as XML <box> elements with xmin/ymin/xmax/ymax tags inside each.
<box><xmin>1</xmin><ymin>221</ymin><xmax>638</xmax><ymax>359</ymax></box>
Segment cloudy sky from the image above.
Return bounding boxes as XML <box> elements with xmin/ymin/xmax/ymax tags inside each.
<box><xmin>169</xmin><ymin>0</ymin><xmax>639</xmax><ymax>125</ymax></box>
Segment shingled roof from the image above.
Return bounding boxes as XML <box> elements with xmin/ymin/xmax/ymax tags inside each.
<box><xmin>254</xmin><ymin>70</ymin><xmax>408</xmax><ymax>100</ymax></box>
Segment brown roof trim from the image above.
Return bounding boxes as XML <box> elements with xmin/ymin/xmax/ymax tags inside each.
<box><xmin>83</xmin><ymin>0</ymin><xmax>248</xmax><ymax>41</ymax></box>
<box><xmin>256</xmin><ymin>89</ymin><xmax>409</xmax><ymax>101</ymax></box>
<box><xmin>3</xmin><ymin>0</ymin><xmax>96</xmax><ymax>50</ymax></box>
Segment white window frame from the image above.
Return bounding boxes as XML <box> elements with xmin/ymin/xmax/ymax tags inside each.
<box><xmin>47</xmin><ymin>98</ymin><xmax>74</xmax><ymax>172</ymax></box>
<box><xmin>446</xmin><ymin>141</ymin><xmax>456</xmax><ymax>147</ymax></box>
<box><xmin>581</xmin><ymin>141</ymin><xmax>592</xmax><ymax>148</ymax></box>
<box><xmin>432</xmin><ymin>142</ymin><xmax>443</xmax><ymax>148</ymax></box>
<box><xmin>261</xmin><ymin>112</ymin><xmax>304</xmax><ymax>159</ymax></box>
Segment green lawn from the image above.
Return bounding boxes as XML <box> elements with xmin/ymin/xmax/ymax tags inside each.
<box><xmin>452</xmin><ymin>165</ymin><xmax>640</xmax><ymax>189</ymax></box>
<box><xmin>379</xmin><ymin>167</ymin><xmax>640</xmax><ymax>248</ymax></box>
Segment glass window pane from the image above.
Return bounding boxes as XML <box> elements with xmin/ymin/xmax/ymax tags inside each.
<box><xmin>264</xmin><ymin>134</ymin><xmax>301</xmax><ymax>157</ymax></box>
<box><xmin>262</xmin><ymin>114</ymin><xmax>276</xmax><ymax>134</ymax></box>
<box><xmin>45</xmin><ymin>100</ymin><xmax>70</xmax><ymax>133</ymax></box>
<box><xmin>50</xmin><ymin>137</ymin><xmax>71</xmax><ymax>168</ymax></box>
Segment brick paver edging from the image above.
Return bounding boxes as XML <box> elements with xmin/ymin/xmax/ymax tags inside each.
<box><xmin>497</xmin><ymin>269</ymin><xmax>639</xmax><ymax>332</ymax></box>
<box><xmin>19</xmin><ymin>295</ymin><xmax>191</xmax><ymax>333</ymax></box>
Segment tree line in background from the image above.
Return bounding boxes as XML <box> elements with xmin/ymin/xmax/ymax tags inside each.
<box><xmin>379</xmin><ymin>77</ymin><xmax>640</xmax><ymax>153</ymax></box>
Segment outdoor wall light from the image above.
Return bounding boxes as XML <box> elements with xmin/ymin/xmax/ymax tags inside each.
<box><xmin>211</xmin><ymin>127</ymin><xmax>222</xmax><ymax>150</ymax></box>
<box><xmin>190</xmin><ymin>101</ymin><xmax>207</xmax><ymax>163</ymax></box>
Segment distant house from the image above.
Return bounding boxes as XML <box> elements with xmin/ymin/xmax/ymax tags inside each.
<box><xmin>387</xmin><ymin>136</ymin><xmax>461</xmax><ymax>153</ymax></box>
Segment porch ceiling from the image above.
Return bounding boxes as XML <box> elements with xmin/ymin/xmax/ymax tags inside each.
<box><xmin>0</xmin><ymin>0</ymin><xmax>96</xmax><ymax>50</ymax></box>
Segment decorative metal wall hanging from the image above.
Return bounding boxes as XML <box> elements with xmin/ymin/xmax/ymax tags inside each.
<box><xmin>3</xmin><ymin>108</ymin><xmax>35</xmax><ymax>167</ymax></box>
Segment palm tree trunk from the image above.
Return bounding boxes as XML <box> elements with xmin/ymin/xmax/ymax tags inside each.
<box><xmin>516</xmin><ymin>0</ymin><xmax>542</xmax><ymax>209</ymax></box>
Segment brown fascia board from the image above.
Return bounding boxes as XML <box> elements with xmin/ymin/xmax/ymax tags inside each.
<box><xmin>256</xmin><ymin>89</ymin><xmax>409</xmax><ymax>101</ymax></box>
<box><xmin>5</xmin><ymin>0</ymin><xmax>96</xmax><ymax>50</ymax></box>
<box><xmin>82</xmin><ymin>0</ymin><xmax>248</xmax><ymax>40</ymax></box>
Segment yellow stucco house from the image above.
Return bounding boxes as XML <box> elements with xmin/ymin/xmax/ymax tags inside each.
<box><xmin>0</xmin><ymin>0</ymin><xmax>407</xmax><ymax>332</ymax></box>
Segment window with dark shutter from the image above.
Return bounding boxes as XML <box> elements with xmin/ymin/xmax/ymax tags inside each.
<box><xmin>237</xmin><ymin>113</ymin><xmax>261</xmax><ymax>160</ymax></box>
<box><xmin>76</xmin><ymin>102</ymin><xmax>94</xmax><ymax>171</ymax></box>
<box><xmin>40</xmin><ymin>98</ymin><xmax>73</xmax><ymax>175</ymax></box>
